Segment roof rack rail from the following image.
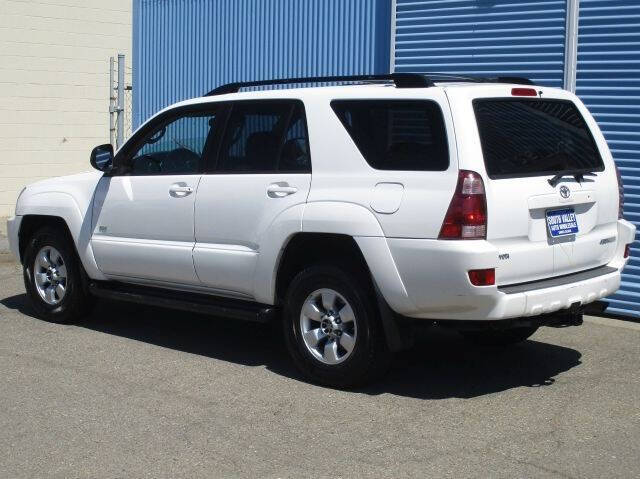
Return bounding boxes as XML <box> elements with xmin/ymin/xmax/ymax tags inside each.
<box><xmin>204</xmin><ymin>72</ymin><xmax>534</xmax><ymax>96</ymax></box>
<box><xmin>419</xmin><ymin>72</ymin><xmax>534</xmax><ymax>86</ymax></box>
<box><xmin>205</xmin><ymin>73</ymin><xmax>433</xmax><ymax>96</ymax></box>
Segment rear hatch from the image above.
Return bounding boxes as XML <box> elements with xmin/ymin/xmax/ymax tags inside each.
<box><xmin>448</xmin><ymin>85</ymin><xmax>619</xmax><ymax>285</ymax></box>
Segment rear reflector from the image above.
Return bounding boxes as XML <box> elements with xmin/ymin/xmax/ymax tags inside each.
<box><xmin>468</xmin><ymin>269</ymin><xmax>496</xmax><ymax>286</ymax></box>
<box><xmin>511</xmin><ymin>87</ymin><xmax>537</xmax><ymax>97</ymax></box>
<box><xmin>439</xmin><ymin>170</ymin><xmax>487</xmax><ymax>240</ymax></box>
<box><xmin>624</xmin><ymin>244</ymin><xmax>631</xmax><ymax>259</ymax></box>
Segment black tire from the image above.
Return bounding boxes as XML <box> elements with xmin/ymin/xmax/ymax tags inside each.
<box><xmin>460</xmin><ymin>326</ymin><xmax>539</xmax><ymax>346</ymax></box>
<box><xmin>283</xmin><ymin>265</ymin><xmax>390</xmax><ymax>388</ymax></box>
<box><xmin>23</xmin><ymin>226</ymin><xmax>93</xmax><ymax>324</ymax></box>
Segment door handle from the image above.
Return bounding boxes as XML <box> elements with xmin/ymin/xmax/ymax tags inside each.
<box><xmin>267</xmin><ymin>183</ymin><xmax>298</xmax><ymax>198</ymax></box>
<box><xmin>169</xmin><ymin>183</ymin><xmax>194</xmax><ymax>197</ymax></box>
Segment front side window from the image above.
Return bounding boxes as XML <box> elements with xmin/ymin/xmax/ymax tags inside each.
<box><xmin>129</xmin><ymin>112</ymin><xmax>217</xmax><ymax>175</ymax></box>
<box><xmin>473</xmin><ymin>99</ymin><xmax>604</xmax><ymax>178</ymax></box>
<box><xmin>216</xmin><ymin>101</ymin><xmax>310</xmax><ymax>173</ymax></box>
<box><xmin>331</xmin><ymin>100</ymin><xmax>449</xmax><ymax>171</ymax></box>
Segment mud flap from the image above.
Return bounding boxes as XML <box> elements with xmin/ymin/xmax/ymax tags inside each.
<box><xmin>373</xmin><ymin>282</ymin><xmax>415</xmax><ymax>352</ymax></box>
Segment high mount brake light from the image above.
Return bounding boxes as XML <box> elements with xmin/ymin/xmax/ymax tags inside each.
<box><xmin>511</xmin><ymin>87</ymin><xmax>537</xmax><ymax>97</ymax></box>
<box><xmin>439</xmin><ymin>170</ymin><xmax>487</xmax><ymax>240</ymax></box>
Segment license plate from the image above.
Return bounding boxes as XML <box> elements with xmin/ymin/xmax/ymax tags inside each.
<box><xmin>546</xmin><ymin>208</ymin><xmax>579</xmax><ymax>237</ymax></box>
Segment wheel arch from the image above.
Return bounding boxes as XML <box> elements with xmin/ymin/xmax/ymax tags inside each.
<box><xmin>16</xmin><ymin>190</ymin><xmax>106</xmax><ymax>280</ymax></box>
<box><xmin>18</xmin><ymin>215</ymin><xmax>74</xmax><ymax>263</ymax></box>
<box><xmin>275</xmin><ymin>232</ymin><xmax>415</xmax><ymax>353</ymax></box>
<box><xmin>274</xmin><ymin>232</ymin><xmax>373</xmax><ymax>304</ymax></box>
<box><xmin>272</xmin><ymin>200</ymin><xmax>387</xmax><ymax>302</ymax></box>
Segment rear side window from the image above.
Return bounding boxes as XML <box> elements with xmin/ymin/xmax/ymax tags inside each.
<box><xmin>331</xmin><ymin>100</ymin><xmax>449</xmax><ymax>171</ymax></box>
<box><xmin>217</xmin><ymin>101</ymin><xmax>310</xmax><ymax>173</ymax></box>
<box><xmin>473</xmin><ymin>99</ymin><xmax>604</xmax><ymax>179</ymax></box>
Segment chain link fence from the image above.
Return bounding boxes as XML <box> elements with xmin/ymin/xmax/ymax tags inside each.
<box><xmin>124</xmin><ymin>65</ymin><xmax>133</xmax><ymax>140</ymax></box>
<box><xmin>110</xmin><ymin>54</ymin><xmax>133</xmax><ymax>148</ymax></box>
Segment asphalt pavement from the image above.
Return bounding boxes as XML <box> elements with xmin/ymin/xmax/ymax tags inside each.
<box><xmin>0</xmin><ymin>262</ymin><xmax>639</xmax><ymax>478</ymax></box>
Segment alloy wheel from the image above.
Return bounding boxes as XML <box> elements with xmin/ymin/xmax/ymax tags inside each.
<box><xmin>299</xmin><ymin>288</ymin><xmax>358</xmax><ymax>365</ymax></box>
<box><xmin>33</xmin><ymin>246</ymin><xmax>68</xmax><ymax>305</ymax></box>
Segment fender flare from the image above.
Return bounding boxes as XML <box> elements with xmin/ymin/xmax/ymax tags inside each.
<box><xmin>254</xmin><ymin>201</ymin><xmax>388</xmax><ymax>304</ymax></box>
<box><xmin>16</xmin><ymin>191</ymin><xmax>106</xmax><ymax>280</ymax></box>
<box><xmin>302</xmin><ymin>201</ymin><xmax>414</xmax><ymax>311</ymax></box>
<box><xmin>302</xmin><ymin>201</ymin><xmax>385</xmax><ymax>237</ymax></box>
<box><xmin>294</xmin><ymin>201</ymin><xmax>416</xmax><ymax>351</ymax></box>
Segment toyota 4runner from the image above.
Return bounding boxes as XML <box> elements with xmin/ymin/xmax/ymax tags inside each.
<box><xmin>7</xmin><ymin>73</ymin><xmax>636</xmax><ymax>387</ymax></box>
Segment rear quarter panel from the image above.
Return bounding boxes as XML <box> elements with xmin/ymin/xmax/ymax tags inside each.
<box><xmin>303</xmin><ymin>88</ymin><xmax>459</xmax><ymax>239</ymax></box>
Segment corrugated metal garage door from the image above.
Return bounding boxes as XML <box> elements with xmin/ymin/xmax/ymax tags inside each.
<box><xmin>576</xmin><ymin>0</ymin><xmax>640</xmax><ymax>318</ymax></box>
<box><xmin>393</xmin><ymin>0</ymin><xmax>567</xmax><ymax>87</ymax></box>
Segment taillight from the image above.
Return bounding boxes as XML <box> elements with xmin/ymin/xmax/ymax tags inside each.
<box><xmin>468</xmin><ymin>269</ymin><xmax>495</xmax><ymax>286</ymax></box>
<box><xmin>624</xmin><ymin>244</ymin><xmax>631</xmax><ymax>259</ymax></box>
<box><xmin>439</xmin><ymin>170</ymin><xmax>487</xmax><ymax>239</ymax></box>
<box><xmin>615</xmin><ymin>162</ymin><xmax>624</xmax><ymax>219</ymax></box>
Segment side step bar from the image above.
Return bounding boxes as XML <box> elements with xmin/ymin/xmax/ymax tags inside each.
<box><xmin>88</xmin><ymin>281</ymin><xmax>278</xmax><ymax>323</ymax></box>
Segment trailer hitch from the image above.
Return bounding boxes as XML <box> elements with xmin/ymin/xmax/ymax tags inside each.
<box><xmin>546</xmin><ymin>302</ymin><xmax>584</xmax><ymax>328</ymax></box>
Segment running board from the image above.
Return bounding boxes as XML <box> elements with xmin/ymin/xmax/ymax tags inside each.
<box><xmin>88</xmin><ymin>281</ymin><xmax>278</xmax><ymax>323</ymax></box>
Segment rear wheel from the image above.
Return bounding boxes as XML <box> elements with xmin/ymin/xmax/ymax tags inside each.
<box><xmin>283</xmin><ymin>265</ymin><xmax>389</xmax><ymax>388</ymax></box>
<box><xmin>460</xmin><ymin>326</ymin><xmax>538</xmax><ymax>346</ymax></box>
<box><xmin>23</xmin><ymin>226</ymin><xmax>93</xmax><ymax>323</ymax></box>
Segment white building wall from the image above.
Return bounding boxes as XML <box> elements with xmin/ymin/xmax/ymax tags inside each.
<box><xmin>0</xmin><ymin>0</ymin><xmax>132</xmax><ymax>217</ymax></box>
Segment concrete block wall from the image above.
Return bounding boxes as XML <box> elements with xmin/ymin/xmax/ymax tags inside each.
<box><xmin>0</xmin><ymin>0</ymin><xmax>132</xmax><ymax>217</ymax></box>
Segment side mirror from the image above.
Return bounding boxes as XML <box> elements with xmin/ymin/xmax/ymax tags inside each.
<box><xmin>90</xmin><ymin>144</ymin><xmax>114</xmax><ymax>172</ymax></box>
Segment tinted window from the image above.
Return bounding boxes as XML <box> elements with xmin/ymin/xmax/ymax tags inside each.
<box><xmin>217</xmin><ymin>101</ymin><xmax>310</xmax><ymax>173</ymax></box>
<box><xmin>474</xmin><ymin>99</ymin><xmax>604</xmax><ymax>178</ymax></box>
<box><xmin>130</xmin><ymin>113</ymin><xmax>216</xmax><ymax>175</ymax></box>
<box><xmin>280</xmin><ymin>105</ymin><xmax>311</xmax><ymax>172</ymax></box>
<box><xmin>331</xmin><ymin>100</ymin><xmax>449</xmax><ymax>171</ymax></box>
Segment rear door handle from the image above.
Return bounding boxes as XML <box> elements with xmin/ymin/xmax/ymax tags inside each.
<box><xmin>267</xmin><ymin>183</ymin><xmax>298</xmax><ymax>198</ymax></box>
<box><xmin>169</xmin><ymin>183</ymin><xmax>194</xmax><ymax>197</ymax></box>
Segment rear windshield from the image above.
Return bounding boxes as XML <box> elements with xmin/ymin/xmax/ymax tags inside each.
<box><xmin>331</xmin><ymin>100</ymin><xmax>449</xmax><ymax>171</ymax></box>
<box><xmin>473</xmin><ymin>99</ymin><xmax>604</xmax><ymax>179</ymax></box>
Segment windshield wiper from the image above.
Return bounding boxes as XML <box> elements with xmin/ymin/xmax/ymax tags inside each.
<box><xmin>547</xmin><ymin>170</ymin><xmax>597</xmax><ymax>187</ymax></box>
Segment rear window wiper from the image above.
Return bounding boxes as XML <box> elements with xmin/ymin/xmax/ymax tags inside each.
<box><xmin>547</xmin><ymin>170</ymin><xmax>597</xmax><ymax>187</ymax></box>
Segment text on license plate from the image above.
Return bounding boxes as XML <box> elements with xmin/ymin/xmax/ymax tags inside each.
<box><xmin>546</xmin><ymin>208</ymin><xmax>579</xmax><ymax>237</ymax></box>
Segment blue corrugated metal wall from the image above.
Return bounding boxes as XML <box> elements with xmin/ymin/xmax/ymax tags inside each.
<box><xmin>132</xmin><ymin>0</ymin><xmax>640</xmax><ymax>317</ymax></box>
<box><xmin>393</xmin><ymin>0</ymin><xmax>640</xmax><ymax>317</ymax></box>
<box><xmin>133</xmin><ymin>0</ymin><xmax>391</xmax><ymax>127</ymax></box>
<box><xmin>576</xmin><ymin>0</ymin><xmax>640</xmax><ymax>318</ymax></box>
<box><xmin>393</xmin><ymin>0</ymin><xmax>567</xmax><ymax>87</ymax></box>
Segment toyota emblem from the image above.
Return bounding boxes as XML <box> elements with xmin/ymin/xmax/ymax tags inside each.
<box><xmin>559</xmin><ymin>185</ymin><xmax>571</xmax><ymax>199</ymax></box>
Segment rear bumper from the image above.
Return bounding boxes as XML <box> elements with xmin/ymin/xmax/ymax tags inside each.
<box><xmin>6</xmin><ymin>215</ymin><xmax>22</xmax><ymax>262</ymax></box>
<box><xmin>357</xmin><ymin>219</ymin><xmax>636</xmax><ymax>321</ymax></box>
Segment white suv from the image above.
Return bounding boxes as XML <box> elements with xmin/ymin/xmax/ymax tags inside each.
<box><xmin>7</xmin><ymin>74</ymin><xmax>636</xmax><ymax>387</ymax></box>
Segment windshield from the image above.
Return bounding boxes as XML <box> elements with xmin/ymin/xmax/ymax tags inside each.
<box><xmin>473</xmin><ymin>99</ymin><xmax>604</xmax><ymax>179</ymax></box>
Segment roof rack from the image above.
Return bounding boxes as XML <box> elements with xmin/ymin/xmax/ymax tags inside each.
<box><xmin>204</xmin><ymin>72</ymin><xmax>534</xmax><ymax>96</ymax></box>
<box><xmin>205</xmin><ymin>73</ymin><xmax>433</xmax><ymax>96</ymax></box>
<box><xmin>420</xmin><ymin>73</ymin><xmax>534</xmax><ymax>85</ymax></box>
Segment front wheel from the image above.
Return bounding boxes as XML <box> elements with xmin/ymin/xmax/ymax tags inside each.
<box><xmin>23</xmin><ymin>226</ymin><xmax>93</xmax><ymax>324</ymax></box>
<box><xmin>460</xmin><ymin>326</ymin><xmax>539</xmax><ymax>346</ymax></box>
<box><xmin>283</xmin><ymin>265</ymin><xmax>389</xmax><ymax>388</ymax></box>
